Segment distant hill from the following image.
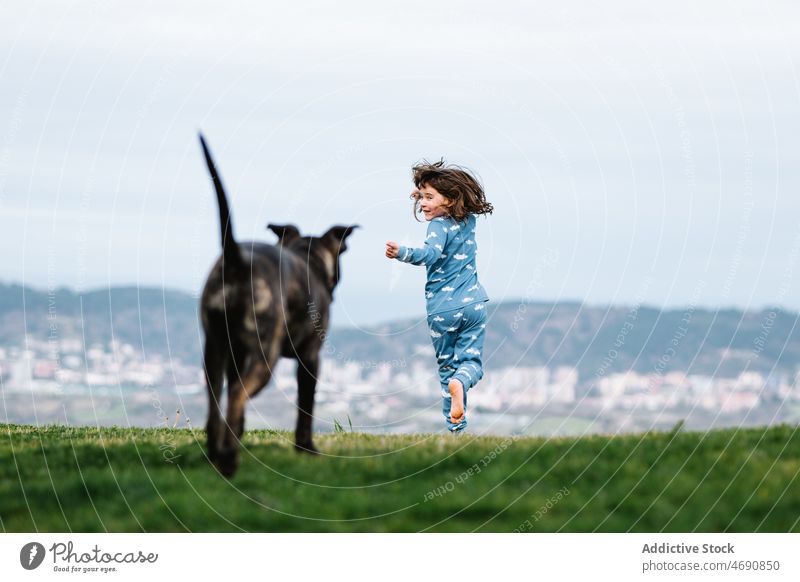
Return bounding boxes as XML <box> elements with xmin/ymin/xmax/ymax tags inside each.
<box><xmin>0</xmin><ymin>282</ymin><xmax>202</xmax><ymax>364</ymax></box>
<box><xmin>1</xmin><ymin>281</ymin><xmax>799</xmax><ymax>379</ymax></box>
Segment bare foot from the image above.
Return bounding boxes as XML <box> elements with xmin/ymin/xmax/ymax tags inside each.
<box><xmin>448</xmin><ymin>379</ymin><xmax>465</xmax><ymax>424</ymax></box>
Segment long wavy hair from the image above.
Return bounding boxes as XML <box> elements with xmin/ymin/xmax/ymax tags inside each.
<box><xmin>410</xmin><ymin>159</ymin><xmax>493</xmax><ymax>223</ymax></box>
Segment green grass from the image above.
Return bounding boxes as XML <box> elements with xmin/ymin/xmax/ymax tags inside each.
<box><xmin>1</xmin><ymin>422</ymin><xmax>799</xmax><ymax>532</ymax></box>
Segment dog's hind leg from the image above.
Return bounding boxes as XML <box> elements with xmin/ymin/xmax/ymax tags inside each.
<box><xmin>294</xmin><ymin>351</ymin><xmax>320</xmax><ymax>454</ymax></box>
<box><xmin>203</xmin><ymin>338</ymin><xmax>226</xmax><ymax>464</ymax></box>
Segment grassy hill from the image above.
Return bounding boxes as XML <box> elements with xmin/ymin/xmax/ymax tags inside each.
<box><xmin>1</xmin><ymin>422</ymin><xmax>798</xmax><ymax>532</ymax></box>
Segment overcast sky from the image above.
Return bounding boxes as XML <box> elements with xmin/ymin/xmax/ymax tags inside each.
<box><xmin>1</xmin><ymin>0</ymin><xmax>799</xmax><ymax>326</ymax></box>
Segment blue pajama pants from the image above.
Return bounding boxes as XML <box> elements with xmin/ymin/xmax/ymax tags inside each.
<box><xmin>426</xmin><ymin>301</ymin><xmax>488</xmax><ymax>432</ymax></box>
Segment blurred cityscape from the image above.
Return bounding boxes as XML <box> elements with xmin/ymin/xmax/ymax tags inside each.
<box><xmin>3</xmin><ymin>335</ymin><xmax>798</xmax><ymax>437</ymax></box>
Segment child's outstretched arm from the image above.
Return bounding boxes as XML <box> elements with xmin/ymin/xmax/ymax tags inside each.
<box><xmin>387</xmin><ymin>220</ymin><xmax>449</xmax><ymax>267</ymax></box>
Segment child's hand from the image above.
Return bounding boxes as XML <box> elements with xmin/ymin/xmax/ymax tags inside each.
<box><xmin>385</xmin><ymin>241</ymin><xmax>399</xmax><ymax>259</ymax></box>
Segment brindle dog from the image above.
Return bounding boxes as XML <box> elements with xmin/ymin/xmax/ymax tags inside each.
<box><xmin>198</xmin><ymin>134</ymin><xmax>358</xmax><ymax>477</ymax></box>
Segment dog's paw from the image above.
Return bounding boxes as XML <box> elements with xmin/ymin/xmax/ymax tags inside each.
<box><xmin>294</xmin><ymin>441</ymin><xmax>320</xmax><ymax>455</ymax></box>
<box><xmin>215</xmin><ymin>448</ymin><xmax>240</xmax><ymax>478</ymax></box>
<box><xmin>206</xmin><ymin>424</ymin><xmax>221</xmax><ymax>463</ymax></box>
<box><xmin>206</xmin><ymin>438</ymin><xmax>219</xmax><ymax>463</ymax></box>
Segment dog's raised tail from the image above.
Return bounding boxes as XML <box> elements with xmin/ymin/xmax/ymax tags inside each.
<box><xmin>199</xmin><ymin>133</ymin><xmax>243</xmax><ymax>274</ymax></box>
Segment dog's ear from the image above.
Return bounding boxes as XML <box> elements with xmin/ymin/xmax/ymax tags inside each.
<box><xmin>322</xmin><ymin>224</ymin><xmax>360</xmax><ymax>254</ymax></box>
<box><xmin>267</xmin><ymin>223</ymin><xmax>301</xmax><ymax>246</ymax></box>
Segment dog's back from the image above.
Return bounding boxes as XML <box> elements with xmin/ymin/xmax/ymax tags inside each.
<box><xmin>200</xmin><ymin>241</ymin><xmax>330</xmax><ymax>357</ymax></box>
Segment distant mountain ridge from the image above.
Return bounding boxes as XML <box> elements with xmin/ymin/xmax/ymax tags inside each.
<box><xmin>1</xmin><ymin>281</ymin><xmax>798</xmax><ymax>379</ymax></box>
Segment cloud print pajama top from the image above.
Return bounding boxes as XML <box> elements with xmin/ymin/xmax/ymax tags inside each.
<box><xmin>395</xmin><ymin>213</ymin><xmax>489</xmax><ymax>431</ymax></box>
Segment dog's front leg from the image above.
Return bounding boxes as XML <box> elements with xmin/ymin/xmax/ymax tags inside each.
<box><xmin>294</xmin><ymin>353</ymin><xmax>320</xmax><ymax>454</ymax></box>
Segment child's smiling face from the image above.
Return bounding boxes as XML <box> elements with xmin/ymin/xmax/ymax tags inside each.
<box><xmin>417</xmin><ymin>184</ymin><xmax>452</xmax><ymax>220</ymax></box>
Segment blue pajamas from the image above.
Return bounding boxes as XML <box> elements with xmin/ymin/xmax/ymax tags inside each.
<box><xmin>427</xmin><ymin>301</ymin><xmax>488</xmax><ymax>432</ymax></box>
<box><xmin>395</xmin><ymin>212</ymin><xmax>490</xmax><ymax>433</ymax></box>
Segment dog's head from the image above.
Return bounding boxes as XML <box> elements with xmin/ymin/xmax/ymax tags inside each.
<box><xmin>268</xmin><ymin>223</ymin><xmax>359</xmax><ymax>295</ymax></box>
